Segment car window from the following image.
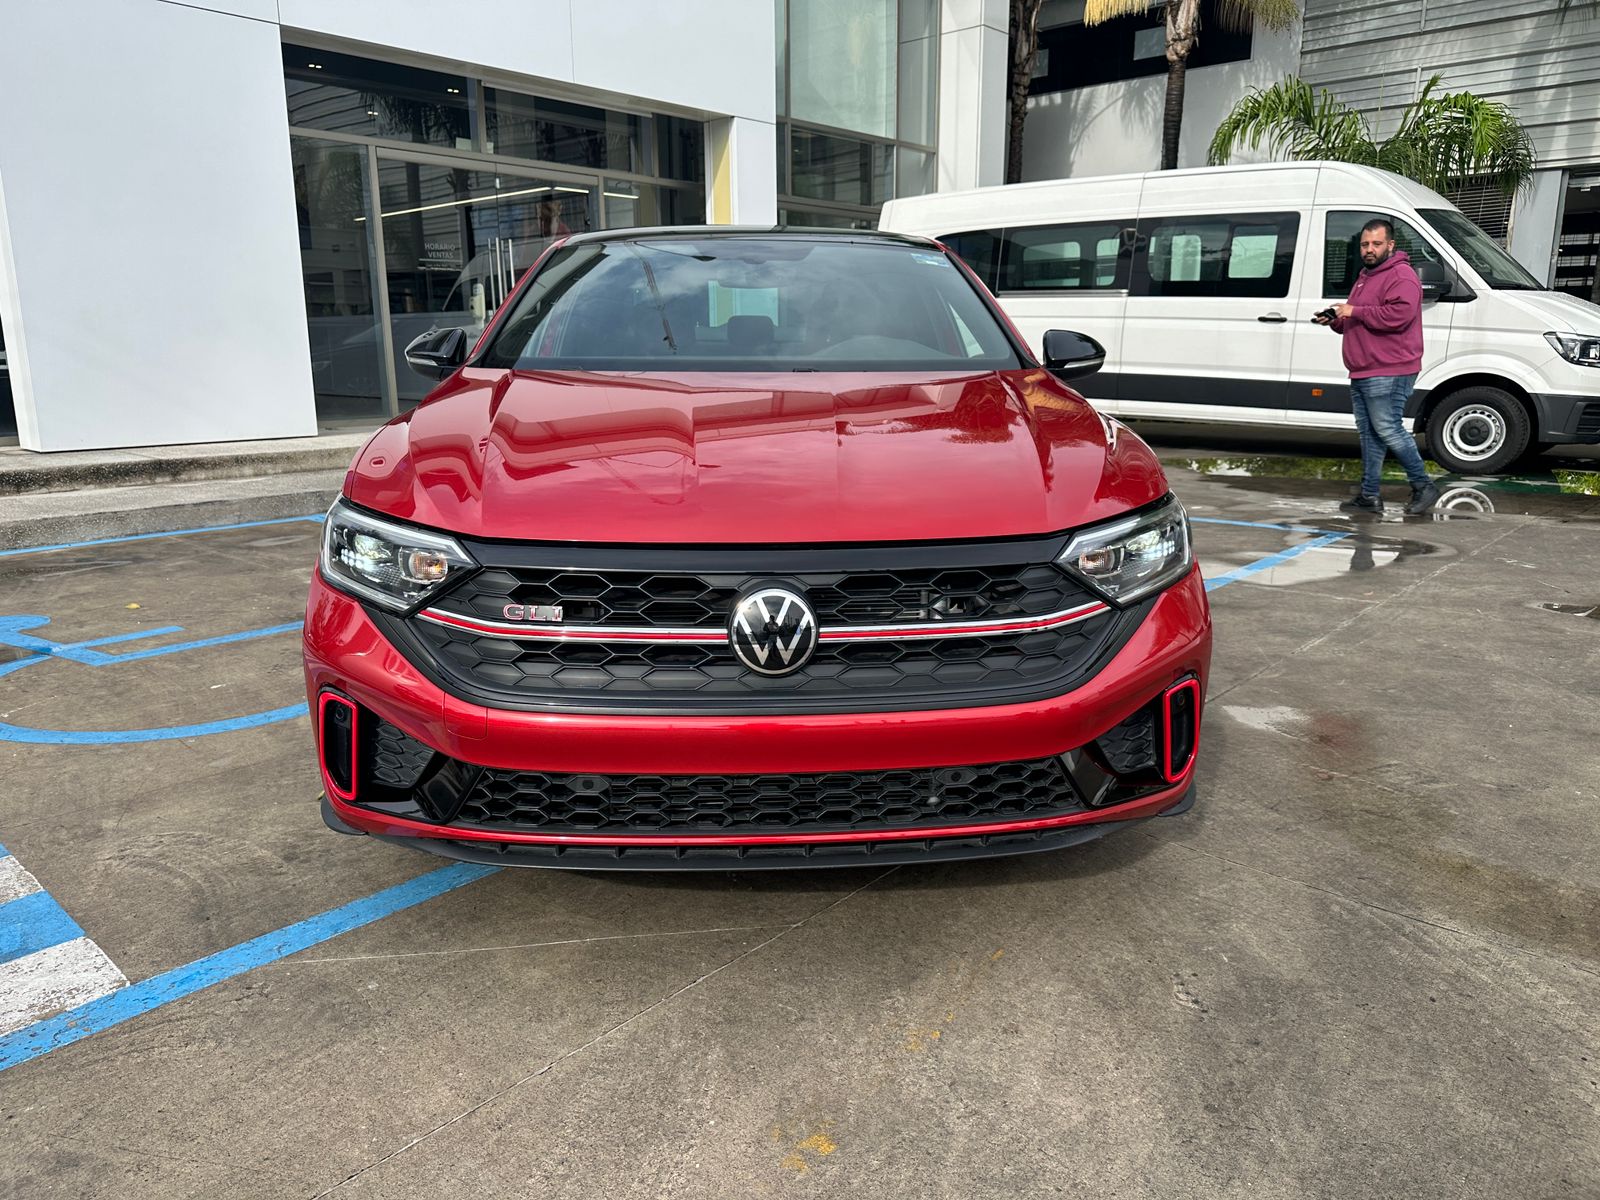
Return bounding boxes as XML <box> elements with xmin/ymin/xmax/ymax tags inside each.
<box><xmin>1323</xmin><ymin>211</ymin><xmax>1447</xmax><ymax>297</ymax></box>
<box><xmin>479</xmin><ymin>237</ymin><xmax>1024</xmax><ymax>371</ymax></box>
<box><xmin>1135</xmin><ymin>212</ymin><xmax>1300</xmax><ymax>298</ymax></box>
<box><xmin>1418</xmin><ymin>208</ymin><xmax>1543</xmax><ymax>290</ymax></box>
<box><xmin>937</xmin><ymin>229</ymin><xmax>1004</xmax><ymax>289</ymax></box>
<box><xmin>997</xmin><ymin>222</ymin><xmax>1132</xmax><ymax>292</ymax></box>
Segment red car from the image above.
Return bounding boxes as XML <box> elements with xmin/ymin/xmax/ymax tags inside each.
<box><xmin>305</xmin><ymin>229</ymin><xmax>1211</xmax><ymax>869</ymax></box>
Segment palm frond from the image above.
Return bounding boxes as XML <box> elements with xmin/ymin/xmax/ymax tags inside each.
<box><xmin>1208</xmin><ymin>76</ymin><xmax>1374</xmax><ymax>166</ymax></box>
<box><xmin>1082</xmin><ymin>0</ymin><xmax>1158</xmax><ymax>25</ymax></box>
<box><xmin>1215</xmin><ymin>0</ymin><xmax>1300</xmax><ymax>34</ymax></box>
<box><xmin>1382</xmin><ymin>78</ymin><xmax>1537</xmax><ymax>196</ymax></box>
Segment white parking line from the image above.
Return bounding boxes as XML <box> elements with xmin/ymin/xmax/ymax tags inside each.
<box><xmin>0</xmin><ymin>846</ymin><xmax>127</xmax><ymax>1036</ymax></box>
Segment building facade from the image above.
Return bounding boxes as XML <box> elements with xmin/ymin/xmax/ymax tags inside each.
<box><xmin>1020</xmin><ymin>0</ymin><xmax>1600</xmax><ymax>293</ymax></box>
<box><xmin>0</xmin><ymin>0</ymin><xmax>1008</xmax><ymax>450</ymax></box>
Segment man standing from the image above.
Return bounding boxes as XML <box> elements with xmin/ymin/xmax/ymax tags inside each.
<box><xmin>1316</xmin><ymin>218</ymin><xmax>1441</xmax><ymax>515</ymax></box>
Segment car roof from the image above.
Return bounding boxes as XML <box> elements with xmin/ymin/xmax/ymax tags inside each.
<box><xmin>560</xmin><ymin>225</ymin><xmax>943</xmax><ymax>250</ymax></box>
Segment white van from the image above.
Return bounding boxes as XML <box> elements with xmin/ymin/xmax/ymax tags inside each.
<box><xmin>879</xmin><ymin>162</ymin><xmax>1600</xmax><ymax>474</ymax></box>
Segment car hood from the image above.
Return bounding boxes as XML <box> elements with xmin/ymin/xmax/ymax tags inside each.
<box><xmin>344</xmin><ymin>368</ymin><xmax>1168</xmax><ymax>544</ymax></box>
<box><xmin>1494</xmin><ymin>288</ymin><xmax>1600</xmax><ymax>331</ymax></box>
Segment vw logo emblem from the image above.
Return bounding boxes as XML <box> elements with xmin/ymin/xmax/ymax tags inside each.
<box><xmin>728</xmin><ymin>587</ymin><xmax>819</xmax><ymax>676</ymax></box>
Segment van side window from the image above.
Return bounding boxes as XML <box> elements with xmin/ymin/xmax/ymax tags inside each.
<box><xmin>1323</xmin><ymin>212</ymin><xmax>1446</xmax><ymax>297</ymax></box>
<box><xmin>996</xmin><ymin>222</ymin><xmax>1132</xmax><ymax>292</ymax></box>
<box><xmin>937</xmin><ymin>229</ymin><xmax>1004</xmax><ymax>289</ymax></box>
<box><xmin>1135</xmin><ymin>212</ymin><xmax>1300</xmax><ymax>298</ymax></box>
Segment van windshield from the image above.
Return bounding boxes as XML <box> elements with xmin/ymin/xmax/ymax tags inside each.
<box><xmin>1418</xmin><ymin>209</ymin><xmax>1543</xmax><ymax>290</ymax></box>
<box><xmin>478</xmin><ymin>236</ymin><xmax>1023</xmax><ymax>372</ymax></box>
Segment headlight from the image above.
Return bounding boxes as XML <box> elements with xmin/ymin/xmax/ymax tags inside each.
<box><xmin>1545</xmin><ymin>332</ymin><xmax>1600</xmax><ymax>367</ymax></box>
<box><xmin>1058</xmin><ymin>495</ymin><xmax>1193</xmax><ymax>604</ymax></box>
<box><xmin>320</xmin><ymin>499</ymin><xmax>476</xmax><ymax>612</ymax></box>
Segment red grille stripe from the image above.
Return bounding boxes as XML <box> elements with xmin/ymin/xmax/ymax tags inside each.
<box><xmin>416</xmin><ymin>601</ymin><xmax>1110</xmax><ymax>644</ymax></box>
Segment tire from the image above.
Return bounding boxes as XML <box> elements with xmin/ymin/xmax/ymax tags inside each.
<box><xmin>1423</xmin><ymin>386</ymin><xmax>1532</xmax><ymax>475</ymax></box>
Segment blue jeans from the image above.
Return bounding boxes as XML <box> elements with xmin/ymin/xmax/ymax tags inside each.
<box><xmin>1350</xmin><ymin>374</ymin><xmax>1429</xmax><ymax>495</ymax></box>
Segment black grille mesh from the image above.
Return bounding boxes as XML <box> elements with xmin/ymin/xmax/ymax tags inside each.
<box><xmin>456</xmin><ymin>756</ymin><xmax>1080</xmax><ymax>833</ymax></box>
<box><xmin>433</xmin><ymin>563</ymin><xmax>1086</xmax><ymax>629</ymax></box>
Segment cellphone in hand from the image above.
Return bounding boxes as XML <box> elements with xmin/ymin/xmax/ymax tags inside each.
<box><xmin>1312</xmin><ymin>306</ymin><xmax>1338</xmax><ymax>324</ymax></box>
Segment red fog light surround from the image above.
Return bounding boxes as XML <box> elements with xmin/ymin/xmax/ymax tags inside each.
<box><xmin>1162</xmin><ymin>677</ymin><xmax>1201</xmax><ymax>783</ymax></box>
<box><xmin>318</xmin><ymin>691</ymin><xmax>359</xmax><ymax>802</ymax></box>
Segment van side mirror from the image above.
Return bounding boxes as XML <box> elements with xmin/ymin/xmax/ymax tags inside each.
<box><xmin>1415</xmin><ymin>261</ymin><xmax>1453</xmax><ymax>302</ymax></box>
<box><xmin>1041</xmin><ymin>329</ymin><xmax>1106</xmax><ymax>382</ymax></box>
<box><xmin>404</xmin><ymin>327</ymin><xmax>468</xmax><ymax>381</ymax></box>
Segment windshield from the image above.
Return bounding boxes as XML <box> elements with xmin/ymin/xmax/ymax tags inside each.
<box><xmin>1419</xmin><ymin>208</ymin><xmax>1543</xmax><ymax>290</ymax></box>
<box><xmin>479</xmin><ymin>236</ymin><xmax>1023</xmax><ymax>372</ymax></box>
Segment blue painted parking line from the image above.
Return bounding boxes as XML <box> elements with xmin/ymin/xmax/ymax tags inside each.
<box><xmin>0</xmin><ymin>615</ymin><xmax>309</xmax><ymax>744</ymax></box>
<box><xmin>0</xmin><ymin>892</ymin><xmax>87</xmax><ymax>964</ymax></box>
<box><xmin>0</xmin><ymin>862</ymin><xmax>500</xmax><ymax>1073</ymax></box>
<box><xmin>0</xmin><ymin>513</ymin><xmax>324</xmax><ymax>559</ymax></box>
<box><xmin>0</xmin><ymin>843</ymin><xmax>128</xmax><ymax>1037</ymax></box>
<box><xmin>1202</xmin><ymin>531</ymin><xmax>1352</xmax><ymax>592</ymax></box>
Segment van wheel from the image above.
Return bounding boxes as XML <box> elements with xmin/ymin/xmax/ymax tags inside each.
<box><xmin>1425</xmin><ymin>387</ymin><xmax>1531</xmax><ymax>475</ymax></box>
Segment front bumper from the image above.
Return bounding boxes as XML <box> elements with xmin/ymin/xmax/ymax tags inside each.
<box><xmin>1531</xmin><ymin>392</ymin><xmax>1600</xmax><ymax>445</ymax></box>
<box><xmin>303</xmin><ymin>566</ymin><xmax>1212</xmax><ymax>868</ymax></box>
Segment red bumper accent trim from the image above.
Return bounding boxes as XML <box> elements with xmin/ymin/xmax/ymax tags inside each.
<box><xmin>317</xmin><ymin>691</ymin><xmax>359</xmax><ymax>803</ymax></box>
<box><xmin>1161</xmin><ymin>676</ymin><xmax>1202</xmax><ymax>783</ymax></box>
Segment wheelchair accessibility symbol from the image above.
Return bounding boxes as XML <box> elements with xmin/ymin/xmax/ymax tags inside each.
<box><xmin>0</xmin><ymin>614</ymin><xmax>307</xmax><ymax>745</ymax></box>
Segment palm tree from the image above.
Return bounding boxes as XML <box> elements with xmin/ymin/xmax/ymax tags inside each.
<box><xmin>1209</xmin><ymin>74</ymin><xmax>1536</xmax><ymax>197</ymax></box>
<box><xmin>1006</xmin><ymin>0</ymin><xmax>1048</xmax><ymax>184</ymax></box>
<box><xmin>1083</xmin><ymin>0</ymin><xmax>1299</xmax><ymax>171</ymax></box>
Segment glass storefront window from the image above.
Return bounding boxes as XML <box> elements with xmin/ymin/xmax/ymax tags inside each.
<box><xmin>484</xmin><ymin>89</ymin><xmax>644</xmax><ymax>173</ymax></box>
<box><xmin>779</xmin><ymin>208</ymin><xmax>877</xmax><ymax>230</ymax></box>
<box><xmin>284</xmin><ymin>46</ymin><xmax>471</xmax><ymax>150</ymax></box>
<box><xmin>788</xmin><ymin>0</ymin><xmax>896</xmax><ymax>139</ymax></box>
<box><xmin>791</xmin><ymin>129</ymin><xmax>892</xmax><ymax>207</ymax></box>
<box><xmin>0</xmin><ymin>314</ymin><xmax>15</xmax><ymax>441</ymax></box>
<box><xmin>377</xmin><ymin>159</ymin><xmax>597</xmax><ymax>402</ymax></box>
<box><xmin>656</xmin><ymin>117</ymin><xmax>706</xmax><ymax>183</ymax></box>
<box><xmin>603</xmin><ymin>180</ymin><xmax>705</xmax><ymax>229</ymax></box>
<box><xmin>292</xmin><ymin>137</ymin><xmax>388</xmax><ymax>422</ymax></box>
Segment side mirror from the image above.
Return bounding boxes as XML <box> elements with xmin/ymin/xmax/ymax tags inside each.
<box><xmin>403</xmin><ymin>327</ymin><xmax>468</xmax><ymax>381</ymax></box>
<box><xmin>1415</xmin><ymin>261</ymin><xmax>1453</xmax><ymax>302</ymax></box>
<box><xmin>1041</xmin><ymin>329</ymin><xmax>1106</xmax><ymax>382</ymax></box>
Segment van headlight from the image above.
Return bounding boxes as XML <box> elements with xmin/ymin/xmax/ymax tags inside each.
<box><xmin>1545</xmin><ymin>332</ymin><xmax>1600</xmax><ymax>367</ymax></box>
<box><xmin>1058</xmin><ymin>495</ymin><xmax>1193</xmax><ymax>604</ymax></box>
<box><xmin>320</xmin><ymin>499</ymin><xmax>476</xmax><ymax>612</ymax></box>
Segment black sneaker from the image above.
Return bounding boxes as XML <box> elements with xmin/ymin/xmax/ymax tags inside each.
<box><xmin>1339</xmin><ymin>493</ymin><xmax>1383</xmax><ymax>513</ymax></box>
<box><xmin>1405</xmin><ymin>482</ymin><xmax>1441</xmax><ymax>515</ymax></box>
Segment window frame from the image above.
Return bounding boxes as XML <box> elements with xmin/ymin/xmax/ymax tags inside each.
<box><xmin>995</xmin><ymin>221</ymin><xmax>1137</xmax><ymax>295</ymax></box>
<box><xmin>1321</xmin><ymin>211</ymin><xmax>1450</xmax><ymax>298</ymax></box>
<box><xmin>1131</xmin><ymin>211</ymin><xmax>1302</xmax><ymax>300</ymax></box>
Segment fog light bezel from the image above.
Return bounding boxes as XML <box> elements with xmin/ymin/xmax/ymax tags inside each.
<box><xmin>318</xmin><ymin>690</ymin><xmax>360</xmax><ymax>803</ymax></box>
<box><xmin>1161</xmin><ymin>676</ymin><xmax>1202</xmax><ymax>784</ymax></box>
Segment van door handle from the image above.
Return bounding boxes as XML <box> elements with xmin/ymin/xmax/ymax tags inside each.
<box><xmin>1257</xmin><ymin>312</ymin><xmax>1287</xmax><ymax>323</ymax></box>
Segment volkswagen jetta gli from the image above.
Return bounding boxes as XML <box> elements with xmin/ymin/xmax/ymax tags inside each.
<box><xmin>304</xmin><ymin>229</ymin><xmax>1211</xmax><ymax>869</ymax></box>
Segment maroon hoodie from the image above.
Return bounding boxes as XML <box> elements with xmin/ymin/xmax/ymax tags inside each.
<box><xmin>1331</xmin><ymin>249</ymin><xmax>1423</xmax><ymax>379</ymax></box>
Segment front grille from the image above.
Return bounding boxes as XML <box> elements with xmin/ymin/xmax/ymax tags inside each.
<box><xmin>384</xmin><ymin>538</ymin><xmax>1138</xmax><ymax>715</ymax></box>
<box><xmin>436</xmin><ymin>562</ymin><xmax>1085</xmax><ymax>629</ymax></box>
<box><xmin>408</xmin><ymin>619</ymin><xmax>1111</xmax><ymax>710</ymax></box>
<box><xmin>456</xmin><ymin>756</ymin><xmax>1081</xmax><ymax>834</ymax></box>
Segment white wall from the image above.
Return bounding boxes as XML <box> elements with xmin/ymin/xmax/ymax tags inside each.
<box><xmin>0</xmin><ymin>0</ymin><xmax>318</xmax><ymax>450</ymax></box>
<box><xmin>1020</xmin><ymin>19</ymin><xmax>1302</xmax><ymax>181</ymax></box>
<box><xmin>0</xmin><ymin>0</ymin><xmax>778</xmax><ymax>451</ymax></box>
<box><xmin>938</xmin><ymin>0</ymin><xmax>1009</xmax><ymax>191</ymax></box>
<box><xmin>278</xmin><ymin>0</ymin><xmax>775</xmax><ymax>123</ymax></box>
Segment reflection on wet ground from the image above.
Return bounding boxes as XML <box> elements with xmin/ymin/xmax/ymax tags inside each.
<box><xmin>1539</xmin><ymin>601</ymin><xmax>1600</xmax><ymax>619</ymax></box>
<box><xmin>1168</xmin><ymin>453</ymin><xmax>1600</xmax><ymax>499</ymax></box>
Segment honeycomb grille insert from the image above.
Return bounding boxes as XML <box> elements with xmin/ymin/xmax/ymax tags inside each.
<box><xmin>456</xmin><ymin>757</ymin><xmax>1082</xmax><ymax>834</ymax></box>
